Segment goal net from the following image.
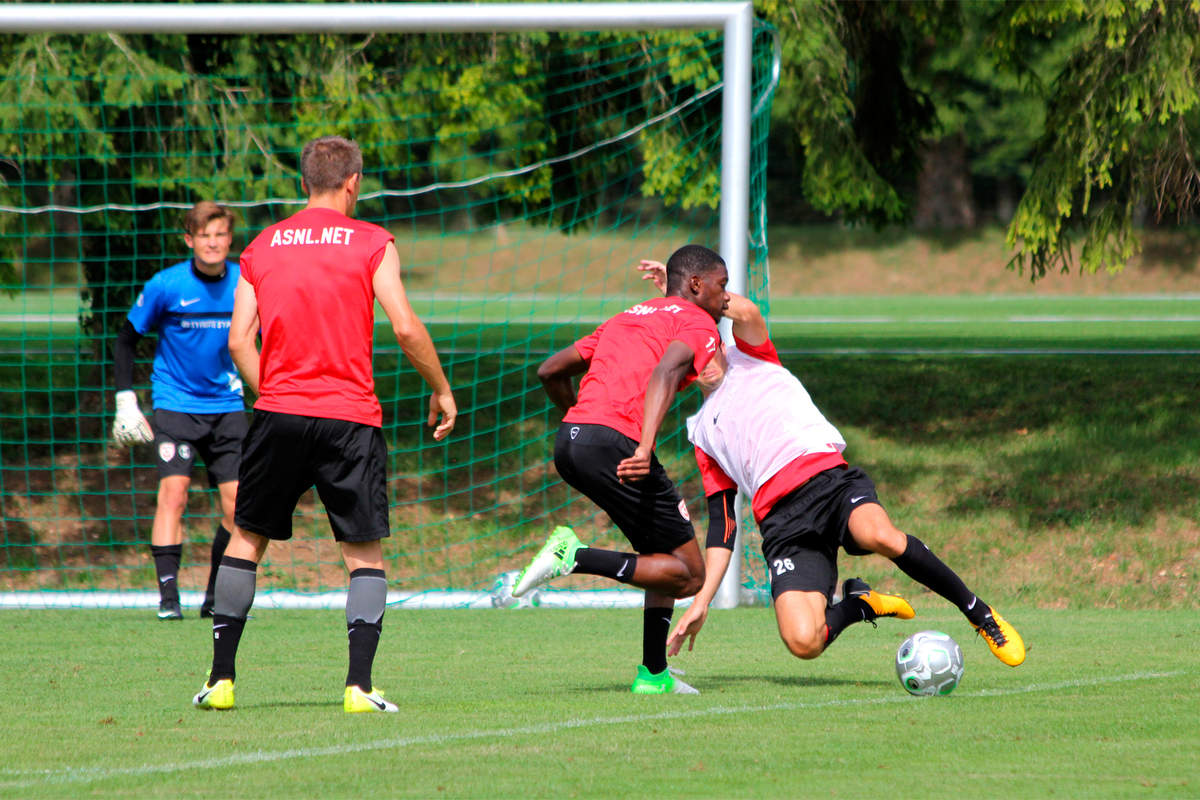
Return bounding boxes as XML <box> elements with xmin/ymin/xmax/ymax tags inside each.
<box><xmin>0</xmin><ymin>8</ymin><xmax>777</xmax><ymax>608</ymax></box>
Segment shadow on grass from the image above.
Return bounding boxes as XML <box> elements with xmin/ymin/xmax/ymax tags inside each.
<box><xmin>791</xmin><ymin>353</ymin><xmax>1200</xmax><ymax>531</ymax></box>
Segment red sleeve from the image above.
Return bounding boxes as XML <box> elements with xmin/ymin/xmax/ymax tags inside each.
<box><xmin>673</xmin><ymin>313</ymin><xmax>720</xmax><ymax>375</ymax></box>
<box><xmin>733</xmin><ymin>334</ymin><xmax>781</xmax><ymax>365</ymax></box>
<box><xmin>694</xmin><ymin>445</ymin><xmax>737</xmax><ymax>496</ymax></box>
<box><xmin>572</xmin><ymin>320</ymin><xmax>607</xmax><ymax>362</ymax></box>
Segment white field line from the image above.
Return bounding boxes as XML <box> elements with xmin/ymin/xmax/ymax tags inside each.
<box><xmin>0</xmin><ymin>670</ymin><xmax>1184</xmax><ymax>789</ymax></box>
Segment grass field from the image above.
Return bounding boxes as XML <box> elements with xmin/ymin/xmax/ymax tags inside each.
<box><xmin>1</xmin><ymin>607</ymin><xmax>1196</xmax><ymax>799</ymax></box>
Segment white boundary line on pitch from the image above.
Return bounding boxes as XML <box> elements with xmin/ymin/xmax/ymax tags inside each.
<box><xmin>0</xmin><ymin>670</ymin><xmax>1184</xmax><ymax>789</ymax></box>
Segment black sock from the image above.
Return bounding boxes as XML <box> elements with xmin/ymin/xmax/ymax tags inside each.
<box><xmin>209</xmin><ymin>614</ymin><xmax>246</xmax><ymax>683</ymax></box>
<box><xmin>890</xmin><ymin>535</ymin><xmax>987</xmax><ymax>624</ymax></box>
<box><xmin>574</xmin><ymin>547</ymin><xmax>637</xmax><ymax>584</ymax></box>
<box><xmin>203</xmin><ymin>525</ymin><xmax>232</xmax><ymax>606</ymax></box>
<box><xmin>346</xmin><ymin>568</ymin><xmax>387</xmax><ymax>690</ymax></box>
<box><xmin>209</xmin><ymin>556</ymin><xmax>258</xmax><ymax>683</ymax></box>
<box><xmin>151</xmin><ymin>544</ymin><xmax>182</xmax><ymax>604</ymax></box>
<box><xmin>642</xmin><ymin>607</ymin><xmax>673</xmax><ymax>674</ymax></box>
<box><xmin>823</xmin><ymin>598</ymin><xmax>867</xmax><ymax>647</ymax></box>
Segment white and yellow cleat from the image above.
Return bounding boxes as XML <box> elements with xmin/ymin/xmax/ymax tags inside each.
<box><xmin>344</xmin><ymin>685</ymin><xmax>399</xmax><ymax>713</ymax></box>
<box><xmin>193</xmin><ymin>678</ymin><xmax>235</xmax><ymax>710</ymax></box>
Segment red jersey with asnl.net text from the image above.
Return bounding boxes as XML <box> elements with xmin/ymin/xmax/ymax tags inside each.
<box><xmin>687</xmin><ymin>336</ymin><xmax>847</xmax><ymax>522</ymax></box>
<box><xmin>239</xmin><ymin>206</ymin><xmax>394</xmax><ymax>427</ymax></box>
<box><xmin>564</xmin><ymin>295</ymin><xmax>720</xmax><ymax>442</ymax></box>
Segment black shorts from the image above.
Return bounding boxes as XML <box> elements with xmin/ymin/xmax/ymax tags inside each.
<box><xmin>152</xmin><ymin>408</ymin><xmax>248</xmax><ymax>486</ymax></box>
<box><xmin>757</xmin><ymin>466</ymin><xmax>881</xmax><ymax>600</ymax></box>
<box><xmin>553</xmin><ymin>423</ymin><xmax>694</xmax><ymax>555</ymax></box>
<box><xmin>234</xmin><ymin>410</ymin><xmax>390</xmax><ymax>543</ymax></box>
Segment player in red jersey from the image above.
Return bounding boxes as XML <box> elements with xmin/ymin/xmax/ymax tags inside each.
<box><xmin>192</xmin><ymin>136</ymin><xmax>457</xmax><ymax>713</ymax></box>
<box><xmin>626</xmin><ymin>261</ymin><xmax>1026</xmax><ymax>669</ymax></box>
<box><xmin>512</xmin><ymin>245</ymin><xmax>728</xmax><ymax>695</ymax></box>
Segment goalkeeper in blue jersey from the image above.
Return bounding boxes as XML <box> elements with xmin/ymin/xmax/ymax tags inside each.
<box><xmin>111</xmin><ymin>201</ymin><xmax>248</xmax><ymax>621</ymax></box>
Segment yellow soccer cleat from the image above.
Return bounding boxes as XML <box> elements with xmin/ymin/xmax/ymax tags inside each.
<box><xmin>344</xmin><ymin>685</ymin><xmax>399</xmax><ymax>713</ymax></box>
<box><xmin>843</xmin><ymin>577</ymin><xmax>915</xmax><ymax>620</ymax></box>
<box><xmin>973</xmin><ymin>610</ymin><xmax>1026</xmax><ymax>666</ymax></box>
<box><xmin>192</xmin><ymin>678</ymin><xmax>235</xmax><ymax>710</ymax></box>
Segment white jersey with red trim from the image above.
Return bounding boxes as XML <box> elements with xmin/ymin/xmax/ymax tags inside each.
<box><xmin>686</xmin><ymin>339</ymin><xmax>845</xmax><ymax>501</ymax></box>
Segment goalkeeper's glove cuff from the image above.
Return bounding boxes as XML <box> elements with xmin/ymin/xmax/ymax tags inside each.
<box><xmin>115</xmin><ymin>390</ymin><xmax>140</xmax><ymax>412</ymax></box>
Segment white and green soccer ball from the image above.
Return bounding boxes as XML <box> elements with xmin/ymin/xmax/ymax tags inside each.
<box><xmin>895</xmin><ymin>630</ymin><xmax>964</xmax><ymax>696</ymax></box>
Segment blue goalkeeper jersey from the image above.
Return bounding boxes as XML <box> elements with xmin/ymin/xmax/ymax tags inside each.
<box><xmin>126</xmin><ymin>259</ymin><xmax>244</xmax><ymax>413</ymax></box>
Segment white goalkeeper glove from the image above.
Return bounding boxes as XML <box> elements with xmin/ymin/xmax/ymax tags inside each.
<box><xmin>112</xmin><ymin>390</ymin><xmax>153</xmax><ymax>445</ymax></box>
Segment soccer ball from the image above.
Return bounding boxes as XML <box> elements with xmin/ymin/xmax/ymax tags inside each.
<box><xmin>895</xmin><ymin>630</ymin><xmax>964</xmax><ymax>696</ymax></box>
<box><xmin>490</xmin><ymin>570</ymin><xmax>540</xmax><ymax>608</ymax></box>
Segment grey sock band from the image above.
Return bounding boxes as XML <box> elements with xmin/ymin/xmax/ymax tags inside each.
<box><xmin>346</xmin><ymin>569</ymin><xmax>387</xmax><ymax>626</ymax></box>
<box><xmin>212</xmin><ymin>560</ymin><xmax>257</xmax><ymax>619</ymax></box>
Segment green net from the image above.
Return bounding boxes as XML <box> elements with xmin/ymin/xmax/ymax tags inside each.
<box><xmin>0</xmin><ymin>25</ymin><xmax>777</xmax><ymax>608</ymax></box>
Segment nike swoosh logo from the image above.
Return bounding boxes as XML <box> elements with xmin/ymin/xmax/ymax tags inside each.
<box><xmin>850</xmin><ymin>495</ymin><xmax>869</xmax><ymax>503</ymax></box>
<box><xmin>616</xmin><ymin>562</ymin><xmax>628</xmax><ymax>577</ymax></box>
<box><xmin>195</xmin><ymin>687</ymin><xmax>213</xmax><ymax>703</ymax></box>
<box><xmin>179</xmin><ymin>298</ymin><xmax>200</xmax><ymax>306</ymax></box>
<box><xmin>371</xmin><ymin>697</ymin><xmax>387</xmax><ymax>710</ymax></box>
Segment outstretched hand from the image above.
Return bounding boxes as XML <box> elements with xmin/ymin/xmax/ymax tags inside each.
<box><xmin>637</xmin><ymin>259</ymin><xmax>667</xmax><ymax>295</ymax></box>
<box><xmin>667</xmin><ymin>602</ymin><xmax>709</xmax><ymax>656</ymax></box>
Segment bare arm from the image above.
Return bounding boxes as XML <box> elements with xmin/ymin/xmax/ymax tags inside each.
<box><xmin>723</xmin><ymin>294</ymin><xmax>768</xmax><ymax>346</ymax></box>
<box><xmin>667</xmin><ymin>488</ymin><xmax>737</xmax><ymax>655</ymax></box>
<box><xmin>614</xmin><ymin>339</ymin><xmax>694</xmax><ymax>482</ymax></box>
<box><xmin>537</xmin><ymin>344</ymin><xmax>588</xmax><ymax>414</ymax></box>
<box><xmin>228</xmin><ymin>275</ymin><xmax>262</xmax><ymax>396</ymax></box>
<box><xmin>373</xmin><ymin>242</ymin><xmax>457</xmax><ymax>440</ymax></box>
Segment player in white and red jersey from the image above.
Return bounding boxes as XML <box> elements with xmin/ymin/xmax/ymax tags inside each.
<box><xmin>192</xmin><ymin>136</ymin><xmax>457</xmax><ymax>714</ymax></box>
<box><xmin>629</xmin><ymin>261</ymin><xmax>1026</xmax><ymax>669</ymax></box>
<box><xmin>512</xmin><ymin>245</ymin><xmax>728</xmax><ymax>695</ymax></box>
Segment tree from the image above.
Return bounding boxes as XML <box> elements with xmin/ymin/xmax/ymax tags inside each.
<box><xmin>999</xmin><ymin>0</ymin><xmax>1200</xmax><ymax>278</ymax></box>
<box><xmin>758</xmin><ymin>0</ymin><xmax>1200</xmax><ymax>278</ymax></box>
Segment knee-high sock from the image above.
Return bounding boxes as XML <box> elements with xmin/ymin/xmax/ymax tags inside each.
<box><xmin>642</xmin><ymin>606</ymin><xmax>673</xmax><ymax>674</ymax></box>
<box><xmin>823</xmin><ymin>597</ymin><xmax>868</xmax><ymax>647</ymax></box>
<box><xmin>151</xmin><ymin>544</ymin><xmax>182</xmax><ymax>604</ymax></box>
<box><xmin>891</xmin><ymin>535</ymin><xmax>988</xmax><ymax>625</ymax></box>
<box><xmin>346</xmin><ymin>568</ymin><xmax>387</xmax><ymax>690</ymax></box>
<box><xmin>209</xmin><ymin>556</ymin><xmax>257</xmax><ymax>682</ymax></box>
<box><xmin>202</xmin><ymin>525</ymin><xmax>231</xmax><ymax>606</ymax></box>
<box><xmin>574</xmin><ymin>547</ymin><xmax>637</xmax><ymax>584</ymax></box>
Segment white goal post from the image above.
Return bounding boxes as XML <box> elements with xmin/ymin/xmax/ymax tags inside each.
<box><xmin>0</xmin><ymin>2</ymin><xmax>755</xmax><ymax>610</ymax></box>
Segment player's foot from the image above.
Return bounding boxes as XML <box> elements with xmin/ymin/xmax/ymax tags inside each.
<box><xmin>157</xmin><ymin>599</ymin><xmax>183</xmax><ymax>620</ymax></box>
<box><xmin>630</xmin><ymin>665</ymin><xmax>699</xmax><ymax>695</ymax></box>
<box><xmin>972</xmin><ymin>610</ymin><xmax>1026</xmax><ymax>666</ymax></box>
<box><xmin>344</xmin><ymin>685</ymin><xmax>399</xmax><ymax>713</ymax></box>
<box><xmin>193</xmin><ymin>678</ymin><xmax>235</xmax><ymax>710</ymax></box>
<box><xmin>512</xmin><ymin>526</ymin><xmax>582</xmax><ymax>597</ymax></box>
<box><xmin>843</xmin><ymin>577</ymin><xmax>915</xmax><ymax>621</ymax></box>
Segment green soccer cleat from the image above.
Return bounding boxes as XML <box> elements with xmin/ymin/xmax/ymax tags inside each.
<box><xmin>192</xmin><ymin>678</ymin><xmax>235</xmax><ymax>710</ymax></box>
<box><xmin>512</xmin><ymin>526</ymin><xmax>582</xmax><ymax>597</ymax></box>
<box><xmin>630</xmin><ymin>665</ymin><xmax>699</xmax><ymax>695</ymax></box>
<box><xmin>344</xmin><ymin>685</ymin><xmax>399</xmax><ymax>713</ymax></box>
